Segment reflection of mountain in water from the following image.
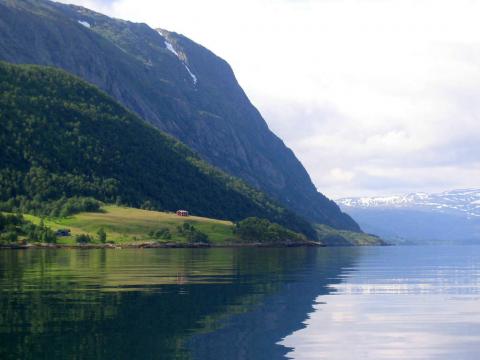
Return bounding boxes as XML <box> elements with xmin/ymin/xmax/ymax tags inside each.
<box><xmin>0</xmin><ymin>248</ymin><xmax>360</xmax><ymax>360</ymax></box>
<box><xmin>188</xmin><ymin>248</ymin><xmax>360</xmax><ymax>360</ymax></box>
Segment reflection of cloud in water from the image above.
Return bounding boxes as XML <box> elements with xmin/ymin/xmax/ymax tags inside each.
<box><xmin>281</xmin><ymin>246</ymin><xmax>480</xmax><ymax>360</ymax></box>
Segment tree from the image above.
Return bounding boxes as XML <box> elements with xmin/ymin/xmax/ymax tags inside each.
<box><xmin>186</xmin><ymin>230</ymin><xmax>208</xmax><ymax>243</ymax></box>
<box><xmin>235</xmin><ymin>217</ymin><xmax>305</xmax><ymax>243</ymax></box>
<box><xmin>75</xmin><ymin>234</ymin><xmax>92</xmax><ymax>244</ymax></box>
<box><xmin>176</xmin><ymin>222</ymin><xmax>209</xmax><ymax>243</ymax></box>
<box><xmin>149</xmin><ymin>227</ymin><xmax>171</xmax><ymax>240</ymax></box>
<box><xmin>0</xmin><ymin>231</ymin><xmax>17</xmax><ymax>243</ymax></box>
<box><xmin>0</xmin><ymin>213</ymin><xmax>6</xmax><ymax>232</ymax></box>
<box><xmin>97</xmin><ymin>228</ymin><xmax>107</xmax><ymax>243</ymax></box>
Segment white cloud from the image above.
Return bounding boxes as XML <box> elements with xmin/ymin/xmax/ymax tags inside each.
<box><xmin>58</xmin><ymin>0</ymin><xmax>480</xmax><ymax>198</ymax></box>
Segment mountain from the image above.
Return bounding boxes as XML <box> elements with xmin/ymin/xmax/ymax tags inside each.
<box><xmin>0</xmin><ymin>61</ymin><xmax>316</xmax><ymax>238</ymax></box>
<box><xmin>338</xmin><ymin>189</ymin><xmax>480</xmax><ymax>244</ymax></box>
<box><xmin>0</xmin><ymin>0</ymin><xmax>359</xmax><ymax>232</ymax></box>
<box><xmin>338</xmin><ymin>189</ymin><xmax>480</xmax><ymax>216</ymax></box>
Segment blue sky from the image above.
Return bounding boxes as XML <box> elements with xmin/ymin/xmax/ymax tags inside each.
<box><xmin>59</xmin><ymin>0</ymin><xmax>480</xmax><ymax>198</ymax></box>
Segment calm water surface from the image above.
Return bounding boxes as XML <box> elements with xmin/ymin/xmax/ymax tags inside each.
<box><xmin>1</xmin><ymin>246</ymin><xmax>480</xmax><ymax>359</ymax></box>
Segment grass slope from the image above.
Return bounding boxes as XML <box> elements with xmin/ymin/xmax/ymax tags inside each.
<box><xmin>24</xmin><ymin>206</ymin><xmax>238</xmax><ymax>245</ymax></box>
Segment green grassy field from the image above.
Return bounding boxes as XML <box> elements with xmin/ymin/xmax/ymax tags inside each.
<box><xmin>23</xmin><ymin>206</ymin><xmax>238</xmax><ymax>245</ymax></box>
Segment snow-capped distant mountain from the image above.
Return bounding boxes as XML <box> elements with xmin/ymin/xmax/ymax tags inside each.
<box><xmin>338</xmin><ymin>189</ymin><xmax>480</xmax><ymax>218</ymax></box>
<box><xmin>337</xmin><ymin>189</ymin><xmax>480</xmax><ymax>244</ymax></box>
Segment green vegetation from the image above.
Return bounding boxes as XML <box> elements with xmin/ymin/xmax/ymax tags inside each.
<box><xmin>177</xmin><ymin>223</ymin><xmax>209</xmax><ymax>243</ymax></box>
<box><xmin>0</xmin><ymin>213</ymin><xmax>56</xmax><ymax>244</ymax></box>
<box><xmin>75</xmin><ymin>233</ymin><xmax>93</xmax><ymax>244</ymax></box>
<box><xmin>97</xmin><ymin>227</ymin><xmax>107</xmax><ymax>243</ymax></box>
<box><xmin>149</xmin><ymin>227</ymin><xmax>172</xmax><ymax>240</ymax></box>
<box><xmin>0</xmin><ymin>61</ymin><xmax>315</xmax><ymax>238</ymax></box>
<box><xmin>1</xmin><ymin>205</ymin><xmax>384</xmax><ymax>247</ymax></box>
<box><xmin>19</xmin><ymin>205</ymin><xmax>309</xmax><ymax>246</ymax></box>
<box><xmin>234</xmin><ymin>217</ymin><xmax>307</xmax><ymax>244</ymax></box>
<box><xmin>0</xmin><ymin>196</ymin><xmax>101</xmax><ymax>218</ymax></box>
<box><xmin>23</xmin><ymin>205</ymin><xmax>235</xmax><ymax>245</ymax></box>
<box><xmin>315</xmin><ymin>224</ymin><xmax>385</xmax><ymax>246</ymax></box>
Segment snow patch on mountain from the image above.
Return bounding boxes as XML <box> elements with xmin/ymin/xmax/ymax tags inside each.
<box><xmin>159</xmin><ymin>31</ymin><xmax>198</xmax><ymax>85</ymax></box>
<box><xmin>184</xmin><ymin>64</ymin><xmax>197</xmax><ymax>84</ymax></box>
<box><xmin>78</xmin><ymin>20</ymin><xmax>91</xmax><ymax>28</ymax></box>
<box><xmin>164</xmin><ymin>40</ymin><xmax>179</xmax><ymax>57</ymax></box>
<box><xmin>338</xmin><ymin>189</ymin><xmax>480</xmax><ymax>217</ymax></box>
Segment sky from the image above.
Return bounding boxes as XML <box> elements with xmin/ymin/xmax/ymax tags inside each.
<box><xmin>59</xmin><ymin>0</ymin><xmax>480</xmax><ymax>198</ymax></box>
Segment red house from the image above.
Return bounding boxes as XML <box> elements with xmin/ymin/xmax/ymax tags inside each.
<box><xmin>176</xmin><ymin>210</ymin><xmax>189</xmax><ymax>217</ymax></box>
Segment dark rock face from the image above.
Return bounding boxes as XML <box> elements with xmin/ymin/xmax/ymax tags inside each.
<box><xmin>0</xmin><ymin>0</ymin><xmax>360</xmax><ymax>231</ymax></box>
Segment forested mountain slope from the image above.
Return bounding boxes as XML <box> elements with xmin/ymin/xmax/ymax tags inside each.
<box><xmin>0</xmin><ymin>62</ymin><xmax>316</xmax><ymax>238</ymax></box>
<box><xmin>0</xmin><ymin>0</ymin><xmax>360</xmax><ymax>231</ymax></box>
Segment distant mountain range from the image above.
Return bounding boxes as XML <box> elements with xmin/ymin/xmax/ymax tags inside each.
<box><xmin>339</xmin><ymin>189</ymin><xmax>480</xmax><ymax>217</ymax></box>
<box><xmin>0</xmin><ymin>0</ymin><xmax>359</xmax><ymax>232</ymax></box>
<box><xmin>338</xmin><ymin>189</ymin><xmax>480</xmax><ymax>244</ymax></box>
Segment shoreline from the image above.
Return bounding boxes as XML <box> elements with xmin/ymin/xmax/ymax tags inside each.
<box><xmin>0</xmin><ymin>240</ymin><xmax>325</xmax><ymax>250</ymax></box>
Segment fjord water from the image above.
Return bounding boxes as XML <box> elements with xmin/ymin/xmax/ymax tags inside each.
<box><xmin>1</xmin><ymin>247</ymin><xmax>480</xmax><ymax>359</ymax></box>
